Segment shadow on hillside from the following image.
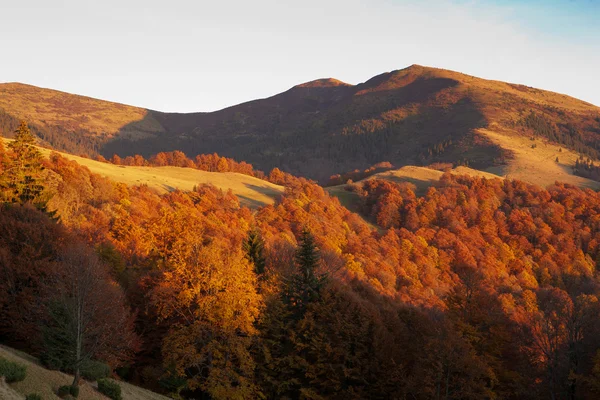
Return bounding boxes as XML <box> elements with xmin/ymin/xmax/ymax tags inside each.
<box><xmin>100</xmin><ymin>77</ymin><xmax>502</xmax><ymax>182</ymax></box>
<box><xmin>237</xmin><ymin>194</ymin><xmax>267</xmax><ymax>209</ymax></box>
<box><xmin>241</xmin><ymin>182</ymin><xmax>285</xmax><ymax>208</ymax></box>
<box><xmin>556</xmin><ymin>163</ymin><xmax>600</xmax><ymax>190</ymax></box>
<box><xmin>161</xmin><ymin>184</ymin><xmax>177</xmax><ymax>192</ymax></box>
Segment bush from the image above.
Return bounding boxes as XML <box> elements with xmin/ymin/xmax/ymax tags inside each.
<box><xmin>80</xmin><ymin>360</ymin><xmax>111</xmax><ymax>381</ymax></box>
<box><xmin>70</xmin><ymin>384</ymin><xmax>80</xmax><ymax>398</ymax></box>
<box><xmin>0</xmin><ymin>357</ymin><xmax>26</xmax><ymax>383</ymax></box>
<box><xmin>97</xmin><ymin>378</ymin><xmax>122</xmax><ymax>400</ymax></box>
<box><xmin>40</xmin><ymin>352</ymin><xmax>64</xmax><ymax>371</ymax></box>
<box><xmin>58</xmin><ymin>385</ymin><xmax>71</xmax><ymax>397</ymax></box>
<box><xmin>26</xmin><ymin>395</ymin><xmax>42</xmax><ymax>400</ymax></box>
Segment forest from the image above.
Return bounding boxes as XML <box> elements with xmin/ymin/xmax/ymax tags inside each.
<box><xmin>3</xmin><ymin>122</ymin><xmax>600</xmax><ymax>399</ymax></box>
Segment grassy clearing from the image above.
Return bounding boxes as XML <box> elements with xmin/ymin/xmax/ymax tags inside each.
<box><xmin>478</xmin><ymin>127</ymin><xmax>600</xmax><ymax>190</ymax></box>
<box><xmin>0</xmin><ymin>345</ymin><xmax>170</xmax><ymax>400</ymax></box>
<box><xmin>2</xmin><ymin>138</ymin><xmax>285</xmax><ymax>208</ymax></box>
<box><xmin>326</xmin><ymin>165</ymin><xmax>503</xmax><ymax>214</ymax></box>
<box><xmin>43</xmin><ymin>150</ymin><xmax>285</xmax><ymax>208</ymax></box>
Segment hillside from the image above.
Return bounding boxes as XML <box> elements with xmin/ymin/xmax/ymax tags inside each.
<box><xmin>0</xmin><ymin>346</ymin><xmax>169</xmax><ymax>400</ymax></box>
<box><xmin>6</xmin><ymin>122</ymin><xmax>600</xmax><ymax>398</ymax></box>
<box><xmin>2</xmin><ymin>138</ymin><xmax>284</xmax><ymax>208</ymax></box>
<box><xmin>2</xmin><ymin>65</ymin><xmax>600</xmax><ymax>184</ymax></box>
<box><xmin>327</xmin><ymin>165</ymin><xmax>505</xmax><ymax>212</ymax></box>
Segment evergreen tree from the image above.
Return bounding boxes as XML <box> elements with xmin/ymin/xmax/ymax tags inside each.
<box><xmin>0</xmin><ymin>130</ymin><xmax>7</xmax><ymax>199</ymax></box>
<box><xmin>243</xmin><ymin>228</ymin><xmax>266</xmax><ymax>276</ymax></box>
<box><xmin>6</xmin><ymin>121</ymin><xmax>45</xmax><ymax>204</ymax></box>
<box><xmin>0</xmin><ymin>130</ymin><xmax>6</xmax><ymax>168</ymax></box>
<box><xmin>285</xmin><ymin>228</ymin><xmax>327</xmax><ymax>317</ymax></box>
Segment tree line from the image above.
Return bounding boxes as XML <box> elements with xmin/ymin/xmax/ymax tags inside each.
<box><xmin>4</xmin><ymin>121</ymin><xmax>600</xmax><ymax>398</ymax></box>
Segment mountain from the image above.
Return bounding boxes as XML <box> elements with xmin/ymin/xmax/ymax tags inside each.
<box><xmin>1</xmin><ymin>65</ymin><xmax>600</xmax><ymax>183</ymax></box>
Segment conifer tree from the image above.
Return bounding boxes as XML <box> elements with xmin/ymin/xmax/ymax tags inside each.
<box><xmin>6</xmin><ymin>121</ymin><xmax>45</xmax><ymax>203</ymax></box>
<box><xmin>255</xmin><ymin>229</ymin><xmax>331</xmax><ymax>398</ymax></box>
<box><xmin>0</xmin><ymin>130</ymin><xmax>6</xmax><ymax>168</ymax></box>
<box><xmin>243</xmin><ymin>228</ymin><xmax>266</xmax><ymax>276</ymax></box>
<box><xmin>285</xmin><ymin>228</ymin><xmax>327</xmax><ymax>317</ymax></box>
<box><xmin>0</xmin><ymin>130</ymin><xmax>6</xmax><ymax>198</ymax></box>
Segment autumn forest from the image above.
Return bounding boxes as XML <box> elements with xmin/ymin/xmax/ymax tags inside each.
<box><xmin>1</xmin><ymin>116</ymin><xmax>600</xmax><ymax>400</ymax></box>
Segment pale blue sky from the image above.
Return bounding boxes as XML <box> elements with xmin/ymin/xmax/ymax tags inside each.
<box><xmin>1</xmin><ymin>0</ymin><xmax>598</xmax><ymax>111</ymax></box>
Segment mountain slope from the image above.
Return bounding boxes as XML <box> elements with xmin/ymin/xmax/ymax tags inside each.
<box><xmin>327</xmin><ymin>165</ymin><xmax>506</xmax><ymax>213</ymax></box>
<box><xmin>0</xmin><ymin>345</ymin><xmax>169</xmax><ymax>400</ymax></box>
<box><xmin>2</xmin><ymin>138</ymin><xmax>284</xmax><ymax>208</ymax></box>
<box><xmin>2</xmin><ymin>65</ymin><xmax>599</xmax><ymax>184</ymax></box>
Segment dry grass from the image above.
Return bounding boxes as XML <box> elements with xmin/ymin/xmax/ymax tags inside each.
<box><xmin>0</xmin><ymin>83</ymin><xmax>164</xmax><ymax>138</ymax></box>
<box><xmin>326</xmin><ymin>165</ymin><xmax>503</xmax><ymax>212</ymax></box>
<box><xmin>0</xmin><ymin>345</ymin><xmax>106</xmax><ymax>399</ymax></box>
<box><xmin>42</xmin><ymin>150</ymin><xmax>285</xmax><ymax>208</ymax></box>
<box><xmin>2</xmin><ymin>138</ymin><xmax>285</xmax><ymax>208</ymax></box>
<box><xmin>0</xmin><ymin>345</ymin><xmax>171</xmax><ymax>400</ymax></box>
<box><xmin>0</xmin><ymin>377</ymin><xmax>23</xmax><ymax>400</ymax></box>
<box><xmin>364</xmin><ymin>165</ymin><xmax>503</xmax><ymax>193</ymax></box>
<box><xmin>478</xmin><ymin>127</ymin><xmax>600</xmax><ymax>190</ymax></box>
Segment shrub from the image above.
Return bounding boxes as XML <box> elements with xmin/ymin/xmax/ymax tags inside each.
<box><xmin>80</xmin><ymin>360</ymin><xmax>111</xmax><ymax>381</ymax></box>
<box><xmin>0</xmin><ymin>357</ymin><xmax>26</xmax><ymax>383</ymax></box>
<box><xmin>26</xmin><ymin>395</ymin><xmax>42</xmax><ymax>400</ymax></box>
<box><xmin>97</xmin><ymin>378</ymin><xmax>122</xmax><ymax>400</ymax></box>
<box><xmin>70</xmin><ymin>384</ymin><xmax>80</xmax><ymax>398</ymax></box>
<box><xmin>40</xmin><ymin>352</ymin><xmax>64</xmax><ymax>371</ymax></box>
<box><xmin>58</xmin><ymin>385</ymin><xmax>71</xmax><ymax>397</ymax></box>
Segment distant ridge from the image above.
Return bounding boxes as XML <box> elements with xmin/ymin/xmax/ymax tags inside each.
<box><xmin>1</xmin><ymin>64</ymin><xmax>599</xmax><ymax>186</ymax></box>
<box><xmin>295</xmin><ymin>78</ymin><xmax>351</xmax><ymax>88</ymax></box>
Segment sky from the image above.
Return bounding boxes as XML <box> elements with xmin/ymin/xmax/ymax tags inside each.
<box><xmin>1</xmin><ymin>0</ymin><xmax>599</xmax><ymax>112</ymax></box>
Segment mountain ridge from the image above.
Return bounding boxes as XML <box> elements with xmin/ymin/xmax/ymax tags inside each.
<box><xmin>1</xmin><ymin>64</ymin><xmax>599</xmax><ymax>184</ymax></box>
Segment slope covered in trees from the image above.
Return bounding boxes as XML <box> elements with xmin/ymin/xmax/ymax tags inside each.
<box><xmin>2</xmin><ymin>65</ymin><xmax>599</xmax><ymax>183</ymax></box>
<box><xmin>4</xmin><ymin>118</ymin><xmax>600</xmax><ymax>398</ymax></box>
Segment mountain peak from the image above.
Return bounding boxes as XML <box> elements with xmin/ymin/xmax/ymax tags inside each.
<box><xmin>295</xmin><ymin>78</ymin><xmax>351</xmax><ymax>89</ymax></box>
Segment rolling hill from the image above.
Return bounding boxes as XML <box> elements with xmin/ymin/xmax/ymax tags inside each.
<box><xmin>326</xmin><ymin>165</ymin><xmax>506</xmax><ymax>213</ymax></box>
<box><xmin>2</xmin><ymin>65</ymin><xmax>600</xmax><ymax>185</ymax></box>
<box><xmin>2</xmin><ymin>138</ymin><xmax>284</xmax><ymax>208</ymax></box>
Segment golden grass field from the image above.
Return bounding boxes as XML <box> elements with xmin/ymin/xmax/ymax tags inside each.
<box><xmin>0</xmin><ymin>83</ymin><xmax>163</xmax><ymax>138</ymax></box>
<box><xmin>39</xmin><ymin>149</ymin><xmax>285</xmax><ymax>208</ymax></box>
<box><xmin>478</xmin><ymin>126</ymin><xmax>600</xmax><ymax>190</ymax></box>
<box><xmin>0</xmin><ymin>345</ymin><xmax>171</xmax><ymax>400</ymax></box>
<box><xmin>326</xmin><ymin>165</ymin><xmax>504</xmax><ymax>212</ymax></box>
<box><xmin>2</xmin><ymin>138</ymin><xmax>285</xmax><ymax>208</ymax></box>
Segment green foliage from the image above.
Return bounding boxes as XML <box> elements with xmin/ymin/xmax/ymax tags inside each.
<box><xmin>97</xmin><ymin>379</ymin><xmax>122</xmax><ymax>400</ymax></box>
<box><xmin>57</xmin><ymin>385</ymin><xmax>71</xmax><ymax>397</ymax></box>
<box><xmin>41</xmin><ymin>301</ymin><xmax>76</xmax><ymax>373</ymax></box>
<box><xmin>80</xmin><ymin>359</ymin><xmax>111</xmax><ymax>381</ymax></box>
<box><xmin>40</xmin><ymin>351</ymin><xmax>65</xmax><ymax>371</ymax></box>
<box><xmin>284</xmin><ymin>228</ymin><xmax>327</xmax><ymax>316</ymax></box>
<box><xmin>70</xmin><ymin>384</ymin><xmax>80</xmax><ymax>398</ymax></box>
<box><xmin>26</xmin><ymin>394</ymin><xmax>42</xmax><ymax>400</ymax></box>
<box><xmin>158</xmin><ymin>371</ymin><xmax>188</xmax><ymax>397</ymax></box>
<box><xmin>295</xmin><ymin>228</ymin><xmax>320</xmax><ymax>276</ymax></box>
<box><xmin>96</xmin><ymin>242</ymin><xmax>125</xmax><ymax>278</ymax></box>
<box><xmin>0</xmin><ymin>357</ymin><xmax>26</xmax><ymax>383</ymax></box>
<box><xmin>5</xmin><ymin>121</ymin><xmax>46</xmax><ymax>204</ymax></box>
<box><xmin>243</xmin><ymin>228</ymin><xmax>266</xmax><ymax>275</ymax></box>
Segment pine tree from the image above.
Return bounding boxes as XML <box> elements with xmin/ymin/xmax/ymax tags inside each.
<box><xmin>0</xmin><ymin>130</ymin><xmax>7</xmax><ymax>199</ymax></box>
<box><xmin>243</xmin><ymin>228</ymin><xmax>266</xmax><ymax>276</ymax></box>
<box><xmin>6</xmin><ymin>121</ymin><xmax>45</xmax><ymax>204</ymax></box>
<box><xmin>285</xmin><ymin>228</ymin><xmax>327</xmax><ymax>317</ymax></box>
<box><xmin>0</xmin><ymin>130</ymin><xmax>6</xmax><ymax>168</ymax></box>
